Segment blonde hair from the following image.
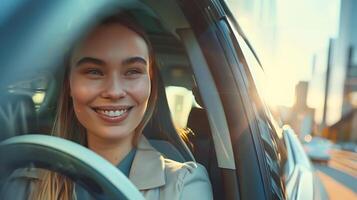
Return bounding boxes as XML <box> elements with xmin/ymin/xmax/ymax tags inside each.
<box><xmin>30</xmin><ymin>12</ymin><xmax>158</xmax><ymax>200</ymax></box>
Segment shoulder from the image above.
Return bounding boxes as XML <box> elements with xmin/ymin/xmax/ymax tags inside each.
<box><xmin>163</xmin><ymin>159</ymin><xmax>206</xmax><ymax>178</ymax></box>
<box><xmin>163</xmin><ymin>159</ymin><xmax>213</xmax><ymax>199</ymax></box>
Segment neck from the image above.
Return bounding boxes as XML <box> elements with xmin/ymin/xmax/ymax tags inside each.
<box><xmin>87</xmin><ymin>133</ymin><xmax>134</xmax><ymax>165</ymax></box>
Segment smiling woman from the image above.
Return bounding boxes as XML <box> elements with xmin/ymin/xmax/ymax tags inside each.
<box><xmin>0</xmin><ymin>11</ymin><xmax>212</xmax><ymax>200</ymax></box>
<box><xmin>69</xmin><ymin>22</ymin><xmax>152</xmax><ymax>151</ymax></box>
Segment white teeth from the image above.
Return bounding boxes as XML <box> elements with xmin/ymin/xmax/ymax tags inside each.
<box><xmin>97</xmin><ymin>109</ymin><xmax>128</xmax><ymax>117</ymax></box>
<box><xmin>109</xmin><ymin>110</ymin><xmax>114</xmax><ymax>116</ymax></box>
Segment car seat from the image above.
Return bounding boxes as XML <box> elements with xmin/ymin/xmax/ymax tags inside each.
<box><xmin>187</xmin><ymin>86</ymin><xmax>224</xmax><ymax>199</ymax></box>
<box><xmin>0</xmin><ymin>94</ymin><xmax>37</xmax><ymax>141</ymax></box>
<box><xmin>143</xmin><ymin>72</ymin><xmax>194</xmax><ymax>162</ymax></box>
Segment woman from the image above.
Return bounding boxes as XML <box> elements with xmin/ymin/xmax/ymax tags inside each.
<box><xmin>1</xmin><ymin>12</ymin><xmax>212</xmax><ymax>199</ymax></box>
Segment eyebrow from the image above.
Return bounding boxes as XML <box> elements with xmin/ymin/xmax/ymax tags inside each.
<box><xmin>75</xmin><ymin>56</ymin><xmax>148</xmax><ymax>67</ymax></box>
<box><xmin>122</xmin><ymin>57</ymin><xmax>148</xmax><ymax>66</ymax></box>
<box><xmin>75</xmin><ymin>57</ymin><xmax>105</xmax><ymax>67</ymax></box>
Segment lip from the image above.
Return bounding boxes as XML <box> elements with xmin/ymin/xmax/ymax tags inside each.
<box><xmin>92</xmin><ymin>105</ymin><xmax>133</xmax><ymax>110</ymax></box>
<box><xmin>92</xmin><ymin>105</ymin><xmax>133</xmax><ymax>124</ymax></box>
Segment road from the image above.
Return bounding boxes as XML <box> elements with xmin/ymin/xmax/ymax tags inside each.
<box><xmin>314</xmin><ymin>149</ymin><xmax>357</xmax><ymax>200</ymax></box>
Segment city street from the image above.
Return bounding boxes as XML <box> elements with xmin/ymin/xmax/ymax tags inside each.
<box><xmin>314</xmin><ymin>149</ymin><xmax>357</xmax><ymax>200</ymax></box>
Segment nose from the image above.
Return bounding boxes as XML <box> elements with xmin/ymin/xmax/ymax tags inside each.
<box><xmin>101</xmin><ymin>75</ymin><xmax>126</xmax><ymax>99</ymax></box>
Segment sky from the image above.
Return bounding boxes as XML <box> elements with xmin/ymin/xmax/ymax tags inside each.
<box><xmin>226</xmin><ymin>0</ymin><xmax>341</xmax><ymax>124</ymax></box>
<box><xmin>275</xmin><ymin>0</ymin><xmax>341</xmax><ymax>124</ymax></box>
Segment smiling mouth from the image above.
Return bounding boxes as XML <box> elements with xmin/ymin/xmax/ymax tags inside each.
<box><xmin>93</xmin><ymin>106</ymin><xmax>133</xmax><ymax>118</ymax></box>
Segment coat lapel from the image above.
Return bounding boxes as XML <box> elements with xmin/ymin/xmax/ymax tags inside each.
<box><xmin>129</xmin><ymin>136</ymin><xmax>166</xmax><ymax>190</ymax></box>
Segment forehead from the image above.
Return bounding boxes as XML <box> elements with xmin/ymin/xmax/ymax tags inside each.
<box><xmin>72</xmin><ymin>23</ymin><xmax>149</xmax><ymax>62</ymax></box>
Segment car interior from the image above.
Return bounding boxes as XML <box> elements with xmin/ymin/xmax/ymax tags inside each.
<box><xmin>0</xmin><ymin>1</ymin><xmax>225</xmax><ymax>199</ymax></box>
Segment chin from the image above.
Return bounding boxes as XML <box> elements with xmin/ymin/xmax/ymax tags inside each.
<box><xmin>99</xmin><ymin>127</ymin><xmax>134</xmax><ymax>140</ymax></box>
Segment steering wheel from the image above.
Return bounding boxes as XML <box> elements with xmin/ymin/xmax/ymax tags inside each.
<box><xmin>0</xmin><ymin>135</ymin><xmax>144</xmax><ymax>200</ymax></box>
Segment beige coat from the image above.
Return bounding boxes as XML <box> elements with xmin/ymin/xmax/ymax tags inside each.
<box><xmin>130</xmin><ymin>137</ymin><xmax>212</xmax><ymax>199</ymax></box>
<box><xmin>1</xmin><ymin>137</ymin><xmax>213</xmax><ymax>200</ymax></box>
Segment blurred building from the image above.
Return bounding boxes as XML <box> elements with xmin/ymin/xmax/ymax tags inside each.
<box><xmin>342</xmin><ymin>47</ymin><xmax>357</xmax><ymax>111</ymax></box>
<box><xmin>328</xmin><ymin>0</ymin><xmax>357</xmax><ymax>141</ymax></box>
<box><xmin>338</xmin><ymin>0</ymin><xmax>357</xmax><ymax>115</ymax></box>
<box><xmin>288</xmin><ymin>82</ymin><xmax>315</xmax><ymax>139</ymax></box>
<box><xmin>328</xmin><ymin>109</ymin><xmax>357</xmax><ymax>142</ymax></box>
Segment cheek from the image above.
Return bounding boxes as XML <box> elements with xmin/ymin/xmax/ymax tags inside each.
<box><xmin>70</xmin><ymin>75</ymin><xmax>98</xmax><ymax>107</ymax></box>
<box><xmin>144</xmin><ymin>81</ymin><xmax>152</xmax><ymax>101</ymax></box>
<box><xmin>133</xmin><ymin>77</ymin><xmax>151</xmax><ymax>103</ymax></box>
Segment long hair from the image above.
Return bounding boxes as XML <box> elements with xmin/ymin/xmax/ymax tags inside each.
<box><xmin>30</xmin><ymin>12</ymin><xmax>158</xmax><ymax>200</ymax></box>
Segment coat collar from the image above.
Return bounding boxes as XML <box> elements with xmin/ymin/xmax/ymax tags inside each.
<box><xmin>129</xmin><ymin>136</ymin><xmax>166</xmax><ymax>190</ymax></box>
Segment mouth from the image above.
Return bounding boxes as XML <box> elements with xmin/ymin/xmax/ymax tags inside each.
<box><xmin>92</xmin><ymin>106</ymin><xmax>133</xmax><ymax>121</ymax></box>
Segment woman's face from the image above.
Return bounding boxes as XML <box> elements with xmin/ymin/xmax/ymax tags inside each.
<box><xmin>69</xmin><ymin>23</ymin><xmax>151</xmax><ymax>142</ymax></box>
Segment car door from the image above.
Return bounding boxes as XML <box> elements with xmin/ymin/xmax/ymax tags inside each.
<box><xmin>213</xmin><ymin>1</ymin><xmax>326</xmax><ymax>200</ymax></box>
<box><xmin>178</xmin><ymin>0</ymin><xmax>286</xmax><ymax>199</ymax></box>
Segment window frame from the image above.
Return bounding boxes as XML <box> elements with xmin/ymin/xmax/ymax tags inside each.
<box><xmin>178</xmin><ymin>0</ymin><xmax>285</xmax><ymax>199</ymax></box>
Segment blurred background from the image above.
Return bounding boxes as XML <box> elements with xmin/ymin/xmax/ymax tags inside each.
<box><xmin>224</xmin><ymin>0</ymin><xmax>357</xmax><ymax>199</ymax></box>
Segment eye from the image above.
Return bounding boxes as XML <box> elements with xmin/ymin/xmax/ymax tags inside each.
<box><xmin>86</xmin><ymin>68</ymin><xmax>104</xmax><ymax>76</ymax></box>
<box><xmin>125</xmin><ymin>68</ymin><xmax>142</xmax><ymax>76</ymax></box>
